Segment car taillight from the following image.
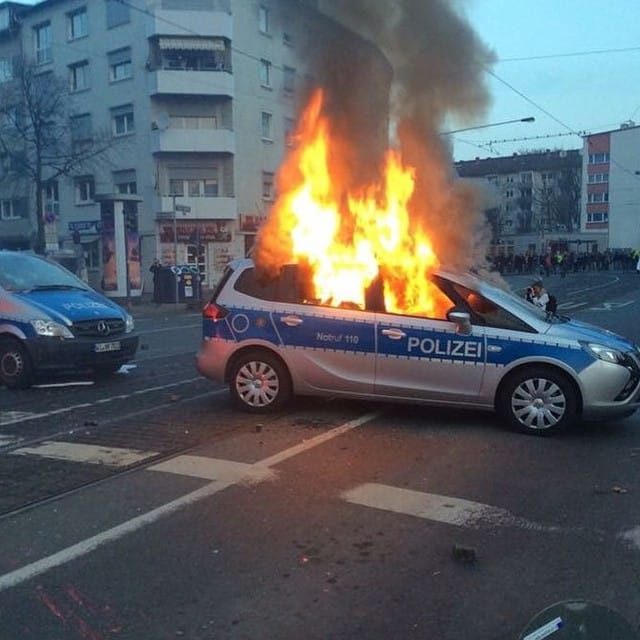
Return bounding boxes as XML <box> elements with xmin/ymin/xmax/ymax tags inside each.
<box><xmin>202</xmin><ymin>302</ymin><xmax>228</xmax><ymax>320</ymax></box>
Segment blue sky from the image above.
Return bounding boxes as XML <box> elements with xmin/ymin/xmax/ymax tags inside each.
<box><xmin>449</xmin><ymin>0</ymin><xmax>640</xmax><ymax>161</ymax></box>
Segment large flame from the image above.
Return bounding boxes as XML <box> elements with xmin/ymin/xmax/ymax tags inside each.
<box><xmin>257</xmin><ymin>89</ymin><xmax>453</xmax><ymax>318</ymax></box>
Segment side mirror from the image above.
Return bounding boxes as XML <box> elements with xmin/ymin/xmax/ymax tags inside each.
<box><xmin>448</xmin><ymin>309</ymin><xmax>472</xmax><ymax>335</ymax></box>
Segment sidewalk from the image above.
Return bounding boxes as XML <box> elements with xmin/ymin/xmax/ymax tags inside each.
<box><xmin>115</xmin><ymin>293</ymin><xmax>206</xmax><ymax>319</ymax></box>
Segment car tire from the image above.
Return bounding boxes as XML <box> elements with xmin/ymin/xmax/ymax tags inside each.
<box><xmin>229</xmin><ymin>350</ymin><xmax>292</xmax><ymax>413</ymax></box>
<box><xmin>0</xmin><ymin>338</ymin><xmax>34</xmax><ymax>389</ymax></box>
<box><xmin>497</xmin><ymin>366</ymin><xmax>578</xmax><ymax>436</ymax></box>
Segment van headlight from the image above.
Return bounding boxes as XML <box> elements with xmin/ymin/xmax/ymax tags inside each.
<box><xmin>30</xmin><ymin>319</ymin><xmax>74</xmax><ymax>339</ymax></box>
<box><xmin>125</xmin><ymin>313</ymin><xmax>135</xmax><ymax>333</ymax></box>
<box><xmin>580</xmin><ymin>341</ymin><xmax>625</xmax><ymax>364</ymax></box>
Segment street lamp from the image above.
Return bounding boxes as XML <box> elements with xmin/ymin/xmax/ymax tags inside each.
<box><xmin>440</xmin><ymin>116</ymin><xmax>535</xmax><ymax>136</ymax></box>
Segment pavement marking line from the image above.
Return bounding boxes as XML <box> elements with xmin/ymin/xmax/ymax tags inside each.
<box><xmin>0</xmin><ymin>410</ymin><xmax>379</xmax><ymax>592</ymax></box>
<box><xmin>11</xmin><ymin>442</ymin><xmax>159</xmax><ymax>467</ymax></box>
<box><xmin>342</xmin><ymin>483</ymin><xmax>560</xmax><ymax>533</ymax></box>
<box><xmin>0</xmin><ymin>434</ymin><xmax>21</xmax><ymax>447</ymax></box>
<box><xmin>0</xmin><ymin>411</ymin><xmax>39</xmax><ymax>426</ymax></box>
<box><xmin>0</xmin><ymin>376</ymin><xmax>208</xmax><ymax>426</ymax></box>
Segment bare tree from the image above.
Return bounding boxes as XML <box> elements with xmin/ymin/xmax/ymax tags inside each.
<box><xmin>0</xmin><ymin>57</ymin><xmax>112</xmax><ymax>252</ymax></box>
<box><xmin>532</xmin><ymin>168</ymin><xmax>581</xmax><ymax>234</ymax></box>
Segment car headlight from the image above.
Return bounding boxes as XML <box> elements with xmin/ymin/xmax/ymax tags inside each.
<box><xmin>580</xmin><ymin>341</ymin><xmax>625</xmax><ymax>364</ymax></box>
<box><xmin>125</xmin><ymin>313</ymin><xmax>135</xmax><ymax>333</ymax></box>
<box><xmin>30</xmin><ymin>319</ymin><xmax>74</xmax><ymax>339</ymax></box>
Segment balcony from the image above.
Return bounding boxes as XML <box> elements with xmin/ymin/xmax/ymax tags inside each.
<box><xmin>151</xmin><ymin>127</ymin><xmax>235</xmax><ymax>154</ymax></box>
<box><xmin>158</xmin><ymin>196</ymin><xmax>237</xmax><ymax>221</ymax></box>
<box><xmin>148</xmin><ymin>69</ymin><xmax>234</xmax><ymax>97</ymax></box>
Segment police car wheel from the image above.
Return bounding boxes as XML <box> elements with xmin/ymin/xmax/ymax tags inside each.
<box><xmin>498</xmin><ymin>367</ymin><xmax>578</xmax><ymax>436</ymax></box>
<box><xmin>229</xmin><ymin>350</ymin><xmax>291</xmax><ymax>413</ymax></box>
<box><xmin>0</xmin><ymin>338</ymin><xmax>33</xmax><ymax>389</ymax></box>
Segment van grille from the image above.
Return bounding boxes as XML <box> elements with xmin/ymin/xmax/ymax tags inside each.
<box><xmin>71</xmin><ymin>319</ymin><xmax>126</xmax><ymax>338</ymax></box>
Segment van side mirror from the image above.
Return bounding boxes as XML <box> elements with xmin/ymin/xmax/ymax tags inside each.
<box><xmin>448</xmin><ymin>309</ymin><xmax>472</xmax><ymax>335</ymax></box>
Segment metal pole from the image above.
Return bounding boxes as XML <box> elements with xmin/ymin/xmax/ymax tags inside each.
<box><xmin>173</xmin><ymin>194</ymin><xmax>179</xmax><ymax>306</ymax></box>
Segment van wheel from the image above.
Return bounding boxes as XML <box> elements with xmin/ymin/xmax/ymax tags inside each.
<box><xmin>497</xmin><ymin>367</ymin><xmax>578</xmax><ymax>436</ymax></box>
<box><xmin>0</xmin><ymin>338</ymin><xmax>34</xmax><ymax>389</ymax></box>
<box><xmin>229</xmin><ymin>351</ymin><xmax>291</xmax><ymax>413</ymax></box>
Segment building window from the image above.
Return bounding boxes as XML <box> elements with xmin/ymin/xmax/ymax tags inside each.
<box><xmin>259</xmin><ymin>59</ymin><xmax>271</xmax><ymax>87</ymax></box>
<box><xmin>588</xmin><ymin>152</ymin><xmax>610</xmax><ymax>164</ymax></box>
<box><xmin>587</xmin><ymin>192</ymin><xmax>609</xmax><ymax>203</ymax></box>
<box><xmin>170</xmin><ymin>175</ymin><xmax>219</xmax><ymax>198</ymax></box>
<box><xmin>113</xmin><ymin>169</ymin><xmax>137</xmax><ymax>194</ymax></box>
<box><xmin>68</xmin><ymin>8</ymin><xmax>88</xmax><ymax>40</ymax></box>
<box><xmin>262</xmin><ymin>171</ymin><xmax>274</xmax><ymax>201</ymax></box>
<box><xmin>284</xmin><ymin>117</ymin><xmax>295</xmax><ymax>146</ymax></box>
<box><xmin>259</xmin><ymin>5</ymin><xmax>270</xmax><ymax>34</ymax></box>
<box><xmin>69</xmin><ymin>60</ymin><xmax>89</xmax><ymax>92</ymax></box>
<box><xmin>108</xmin><ymin>48</ymin><xmax>132</xmax><ymax>82</ymax></box>
<box><xmin>168</xmin><ymin>115</ymin><xmax>217</xmax><ymax>129</ymax></box>
<box><xmin>587</xmin><ymin>212</ymin><xmax>609</xmax><ymax>223</ymax></box>
<box><xmin>74</xmin><ymin>176</ymin><xmax>95</xmax><ymax>204</ymax></box>
<box><xmin>588</xmin><ymin>172</ymin><xmax>609</xmax><ymax>184</ymax></box>
<box><xmin>70</xmin><ymin>113</ymin><xmax>92</xmax><ymax>142</ymax></box>
<box><xmin>0</xmin><ymin>199</ymin><xmax>25</xmax><ymax>220</ymax></box>
<box><xmin>520</xmin><ymin>172</ymin><xmax>532</xmax><ymax>184</ymax></box>
<box><xmin>0</xmin><ymin>57</ymin><xmax>12</xmax><ymax>83</ymax></box>
<box><xmin>34</xmin><ymin>22</ymin><xmax>52</xmax><ymax>65</ymax></box>
<box><xmin>261</xmin><ymin>112</ymin><xmax>273</xmax><ymax>140</ymax></box>
<box><xmin>111</xmin><ymin>104</ymin><xmax>135</xmax><ymax>136</ymax></box>
<box><xmin>283</xmin><ymin>66</ymin><xmax>295</xmax><ymax>93</ymax></box>
<box><xmin>106</xmin><ymin>0</ymin><xmax>130</xmax><ymax>28</ymax></box>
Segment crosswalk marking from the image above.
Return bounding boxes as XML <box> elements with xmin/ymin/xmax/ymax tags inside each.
<box><xmin>342</xmin><ymin>482</ymin><xmax>559</xmax><ymax>533</ymax></box>
<box><xmin>11</xmin><ymin>441</ymin><xmax>158</xmax><ymax>467</ymax></box>
<box><xmin>149</xmin><ymin>455</ymin><xmax>275</xmax><ymax>484</ymax></box>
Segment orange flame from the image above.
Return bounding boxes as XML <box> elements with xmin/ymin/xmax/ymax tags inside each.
<box><xmin>259</xmin><ymin>88</ymin><xmax>452</xmax><ymax>318</ymax></box>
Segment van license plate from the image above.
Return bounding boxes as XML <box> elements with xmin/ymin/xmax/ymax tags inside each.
<box><xmin>95</xmin><ymin>341</ymin><xmax>121</xmax><ymax>353</ymax></box>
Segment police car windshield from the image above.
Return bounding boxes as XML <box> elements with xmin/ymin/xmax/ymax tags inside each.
<box><xmin>0</xmin><ymin>252</ymin><xmax>88</xmax><ymax>292</ymax></box>
<box><xmin>480</xmin><ymin>279</ymin><xmax>559</xmax><ymax>320</ymax></box>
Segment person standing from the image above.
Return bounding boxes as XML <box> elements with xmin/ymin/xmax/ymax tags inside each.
<box><xmin>525</xmin><ymin>279</ymin><xmax>550</xmax><ymax>310</ymax></box>
<box><xmin>150</xmin><ymin>258</ymin><xmax>162</xmax><ymax>304</ymax></box>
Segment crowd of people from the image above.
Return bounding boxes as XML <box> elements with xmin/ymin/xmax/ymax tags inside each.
<box><xmin>488</xmin><ymin>248</ymin><xmax>640</xmax><ymax>276</ymax></box>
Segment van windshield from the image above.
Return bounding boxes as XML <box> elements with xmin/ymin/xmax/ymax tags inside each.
<box><xmin>0</xmin><ymin>252</ymin><xmax>89</xmax><ymax>293</ymax></box>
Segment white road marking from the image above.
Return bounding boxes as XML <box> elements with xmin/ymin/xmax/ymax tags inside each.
<box><xmin>342</xmin><ymin>483</ymin><xmax>560</xmax><ymax>533</ymax></box>
<box><xmin>0</xmin><ymin>411</ymin><xmax>40</xmax><ymax>426</ymax></box>
<box><xmin>150</xmin><ymin>455</ymin><xmax>275</xmax><ymax>484</ymax></box>
<box><xmin>587</xmin><ymin>301</ymin><xmax>634</xmax><ymax>311</ymax></box>
<box><xmin>11</xmin><ymin>442</ymin><xmax>158</xmax><ymax>467</ymax></box>
<box><xmin>557</xmin><ymin>301</ymin><xmax>587</xmax><ymax>310</ymax></box>
<box><xmin>0</xmin><ymin>376</ymin><xmax>205</xmax><ymax>426</ymax></box>
<box><xmin>619</xmin><ymin>526</ymin><xmax>640</xmax><ymax>550</ymax></box>
<box><xmin>0</xmin><ymin>434</ymin><xmax>21</xmax><ymax>447</ymax></box>
<box><xmin>0</xmin><ymin>411</ymin><xmax>380</xmax><ymax>592</ymax></box>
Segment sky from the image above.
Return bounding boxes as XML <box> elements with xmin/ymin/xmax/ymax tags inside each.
<box><xmin>449</xmin><ymin>0</ymin><xmax>640</xmax><ymax>162</ymax></box>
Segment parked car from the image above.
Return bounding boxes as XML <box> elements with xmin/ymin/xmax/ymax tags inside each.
<box><xmin>0</xmin><ymin>250</ymin><xmax>138</xmax><ymax>389</ymax></box>
<box><xmin>196</xmin><ymin>258</ymin><xmax>640</xmax><ymax>436</ymax></box>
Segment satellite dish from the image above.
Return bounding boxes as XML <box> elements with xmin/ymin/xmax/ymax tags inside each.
<box><xmin>156</xmin><ymin>112</ymin><xmax>170</xmax><ymax>130</ymax></box>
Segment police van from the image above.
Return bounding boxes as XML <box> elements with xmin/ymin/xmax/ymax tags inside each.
<box><xmin>0</xmin><ymin>251</ymin><xmax>138</xmax><ymax>388</ymax></box>
<box><xmin>196</xmin><ymin>258</ymin><xmax>640</xmax><ymax>436</ymax></box>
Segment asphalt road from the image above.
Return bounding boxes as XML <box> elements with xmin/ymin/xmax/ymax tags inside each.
<box><xmin>1</xmin><ymin>270</ymin><xmax>640</xmax><ymax>640</ymax></box>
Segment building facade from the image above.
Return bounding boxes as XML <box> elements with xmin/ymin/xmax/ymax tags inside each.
<box><xmin>0</xmin><ymin>0</ymin><xmax>390</xmax><ymax>297</ymax></box>
<box><xmin>455</xmin><ymin>149</ymin><xmax>584</xmax><ymax>258</ymax></box>
<box><xmin>582</xmin><ymin>122</ymin><xmax>640</xmax><ymax>251</ymax></box>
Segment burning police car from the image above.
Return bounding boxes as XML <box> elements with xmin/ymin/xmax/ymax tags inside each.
<box><xmin>196</xmin><ymin>258</ymin><xmax>640</xmax><ymax>436</ymax></box>
<box><xmin>0</xmin><ymin>251</ymin><xmax>138</xmax><ymax>388</ymax></box>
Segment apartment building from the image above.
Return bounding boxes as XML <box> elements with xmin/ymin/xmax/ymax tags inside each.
<box><xmin>0</xmin><ymin>0</ymin><xmax>390</xmax><ymax>297</ymax></box>
<box><xmin>455</xmin><ymin>150</ymin><xmax>584</xmax><ymax>257</ymax></box>
<box><xmin>582</xmin><ymin>122</ymin><xmax>640</xmax><ymax>250</ymax></box>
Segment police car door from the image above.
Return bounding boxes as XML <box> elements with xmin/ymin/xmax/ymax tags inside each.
<box><xmin>374</xmin><ymin>279</ymin><xmax>486</xmax><ymax>402</ymax></box>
